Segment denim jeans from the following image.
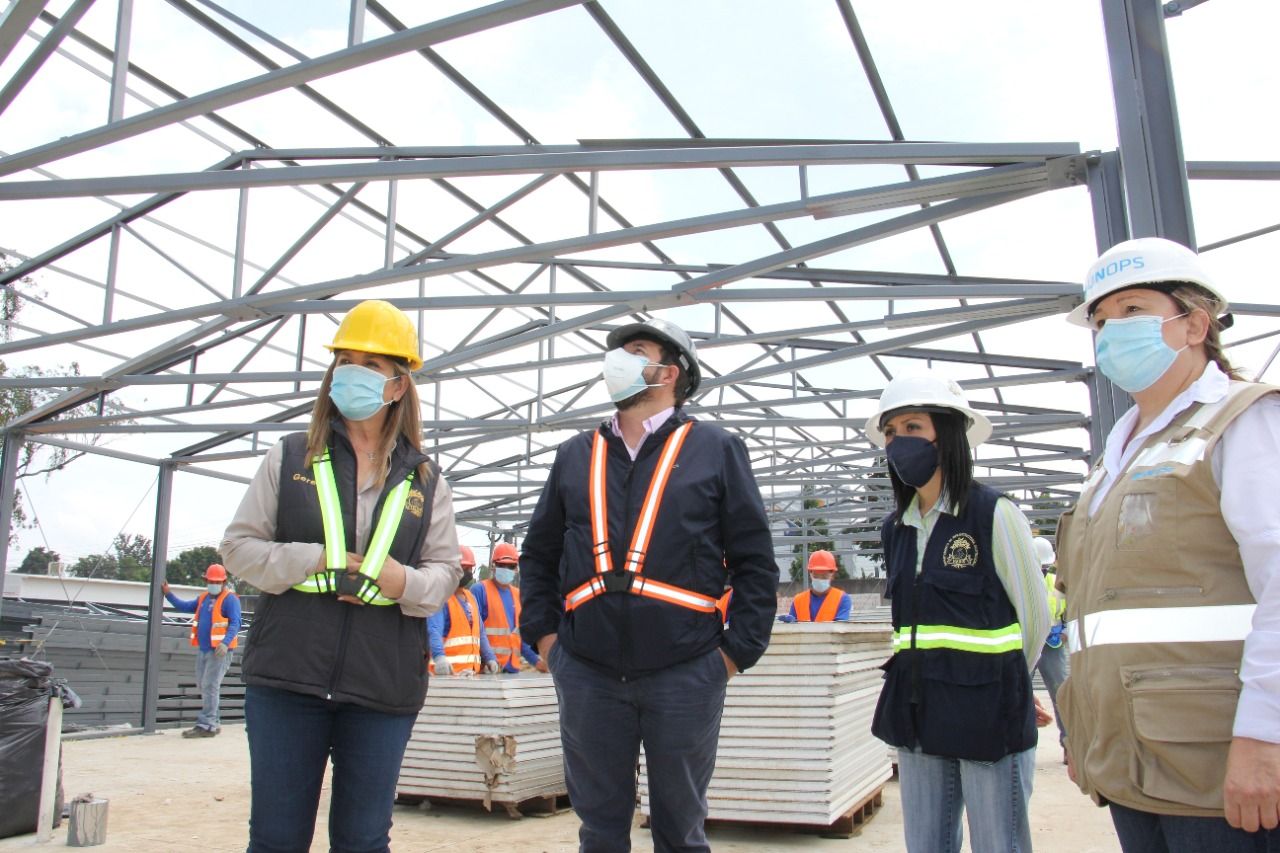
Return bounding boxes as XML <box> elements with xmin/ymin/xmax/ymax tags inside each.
<box><xmin>195</xmin><ymin>648</ymin><xmax>233</xmax><ymax>732</ymax></box>
<box><xmin>549</xmin><ymin>643</ymin><xmax>728</xmax><ymax>853</ymax></box>
<box><xmin>1110</xmin><ymin>802</ymin><xmax>1279</xmax><ymax>852</ymax></box>
<box><xmin>897</xmin><ymin>746</ymin><xmax>1036</xmax><ymax>853</ymax></box>
<box><xmin>1034</xmin><ymin>641</ymin><xmax>1068</xmax><ymax>746</ymax></box>
<box><xmin>244</xmin><ymin>685</ymin><xmax>417</xmax><ymax>853</ymax></box>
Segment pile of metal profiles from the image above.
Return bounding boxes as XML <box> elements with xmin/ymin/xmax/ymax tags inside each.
<box><xmin>12</xmin><ymin>604</ymin><xmax>245</xmax><ymax>730</ymax></box>
<box><xmin>639</xmin><ymin>623</ymin><xmax>893</xmax><ymax>829</ymax></box>
<box><xmin>397</xmin><ymin>672</ymin><xmax>564</xmax><ymax>809</ymax></box>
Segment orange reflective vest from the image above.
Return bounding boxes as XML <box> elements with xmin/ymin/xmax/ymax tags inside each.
<box><xmin>793</xmin><ymin>588</ymin><xmax>844</xmax><ymax>623</ymax></box>
<box><xmin>429</xmin><ymin>589</ymin><xmax>483</xmax><ymax>675</ymax></box>
<box><xmin>479</xmin><ymin>578</ymin><xmax>522</xmax><ymax>669</ymax></box>
<box><xmin>565</xmin><ymin>423</ymin><xmax>721</xmax><ymax>614</ymax></box>
<box><xmin>190</xmin><ymin>589</ymin><xmax>238</xmax><ymax>649</ymax></box>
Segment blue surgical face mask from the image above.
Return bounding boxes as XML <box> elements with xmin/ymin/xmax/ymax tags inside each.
<box><xmin>207</xmin><ymin>584</ymin><xmax>223</xmax><ymax>595</ymax></box>
<box><xmin>602</xmin><ymin>348</ymin><xmax>664</xmax><ymax>403</ymax></box>
<box><xmin>811</xmin><ymin>578</ymin><xmax>831</xmax><ymax>594</ymax></box>
<box><xmin>885</xmin><ymin>435</ymin><xmax>939</xmax><ymax>489</ymax></box>
<box><xmin>330</xmin><ymin>363</ymin><xmax>396</xmax><ymax>421</ymax></box>
<box><xmin>1095</xmin><ymin>314</ymin><xmax>1187</xmax><ymax>393</ymax></box>
<box><xmin>494</xmin><ymin>567</ymin><xmax>516</xmax><ymax>585</ymax></box>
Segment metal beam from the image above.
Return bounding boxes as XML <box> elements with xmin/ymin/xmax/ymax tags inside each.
<box><xmin>141</xmin><ymin>462</ymin><xmax>173</xmax><ymax>733</ymax></box>
<box><xmin>0</xmin><ymin>0</ymin><xmax>49</xmax><ymax>70</ymax></box>
<box><xmin>0</xmin><ymin>0</ymin><xmax>93</xmax><ymax>116</ymax></box>
<box><xmin>0</xmin><ymin>0</ymin><xmax>587</xmax><ymax>177</ymax></box>
<box><xmin>0</xmin><ymin>143</ymin><xmax>1083</xmax><ymax>199</ymax></box>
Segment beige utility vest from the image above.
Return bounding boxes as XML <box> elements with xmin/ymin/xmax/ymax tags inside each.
<box><xmin>1056</xmin><ymin>380</ymin><xmax>1274</xmax><ymax>816</ymax></box>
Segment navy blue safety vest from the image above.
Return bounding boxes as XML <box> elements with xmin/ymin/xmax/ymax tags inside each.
<box><xmin>871</xmin><ymin>482</ymin><xmax>1036</xmax><ymax>762</ymax></box>
<box><xmin>240</xmin><ymin>427</ymin><xmax>439</xmax><ymax>714</ymax></box>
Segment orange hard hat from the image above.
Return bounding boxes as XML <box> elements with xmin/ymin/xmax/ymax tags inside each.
<box><xmin>807</xmin><ymin>550</ymin><xmax>837</xmax><ymax>574</ymax></box>
<box><xmin>492</xmin><ymin>542</ymin><xmax>519</xmax><ymax>566</ymax></box>
<box><xmin>459</xmin><ymin>545</ymin><xmax>476</xmax><ymax>570</ymax></box>
<box><xmin>205</xmin><ymin>563</ymin><xmax>227</xmax><ymax>582</ymax></box>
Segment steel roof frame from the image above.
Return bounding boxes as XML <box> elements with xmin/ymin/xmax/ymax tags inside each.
<box><xmin>0</xmin><ymin>0</ymin><xmax>1276</xmax><ymax>729</ymax></box>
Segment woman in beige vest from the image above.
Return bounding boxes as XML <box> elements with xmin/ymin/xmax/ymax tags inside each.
<box><xmin>1057</xmin><ymin>237</ymin><xmax>1280</xmax><ymax>851</ymax></box>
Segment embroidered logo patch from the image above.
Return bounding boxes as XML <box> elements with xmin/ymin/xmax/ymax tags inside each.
<box><xmin>942</xmin><ymin>533</ymin><xmax>978</xmax><ymax>569</ymax></box>
<box><xmin>406</xmin><ymin>488</ymin><xmax>425</xmax><ymax>519</ymax></box>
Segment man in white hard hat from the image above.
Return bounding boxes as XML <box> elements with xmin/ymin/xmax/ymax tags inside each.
<box><xmin>520</xmin><ymin>316</ymin><xmax>778</xmax><ymax>853</ymax></box>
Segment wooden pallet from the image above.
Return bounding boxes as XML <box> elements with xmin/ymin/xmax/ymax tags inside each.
<box><xmin>696</xmin><ymin>784</ymin><xmax>885</xmax><ymax>839</ymax></box>
<box><xmin>395</xmin><ymin>791</ymin><xmax>571</xmax><ymax>820</ymax></box>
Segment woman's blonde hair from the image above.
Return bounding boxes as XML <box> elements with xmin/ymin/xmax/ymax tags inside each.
<box><xmin>1169</xmin><ymin>283</ymin><xmax>1243</xmax><ymax>381</ymax></box>
<box><xmin>305</xmin><ymin>355</ymin><xmax>431</xmax><ymax>487</ymax></box>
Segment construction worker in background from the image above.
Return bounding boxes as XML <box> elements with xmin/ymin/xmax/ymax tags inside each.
<box><xmin>521</xmin><ymin>316</ymin><xmax>778</xmax><ymax>853</ymax></box>
<box><xmin>868</xmin><ymin>371</ymin><xmax>1051</xmax><ymax>853</ymax></box>
<box><xmin>429</xmin><ymin>546</ymin><xmax>501</xmax><ymax>676</ymax></box>
<box><xmin>778</xmin><ymin>550</ymin><xmax>851</xmax><ymax>622</ymax></box>
<box><xmin>221</xmin><ymin>299</ymin><xmax>461</xmax><ymax>853</ymax></box>
<box><xmin>472</xmin><ymin>542</ymin><xmax>548</xmax><ymax>673</ymax></box>
<box><xmin>1032</xmin><ymin>536</ymin><xmax>1068</xmax><ymax>762</ymax></box>
<box><xmin>162</xmin><ymin>563</ymin><xmax>241</xmax><ymax>739</ymax></box>
<box><xmin>1057</xmin><ymin>238</ymin><xmax>1280</xmax><ymax>849</ymax></box>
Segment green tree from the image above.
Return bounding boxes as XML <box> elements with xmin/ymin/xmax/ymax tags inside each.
<box><xmin>16</xmin><ymin>545</ymin><xmax>60</xmax><ymax>574</ymax></box>
<box><xmin>111</xmin><ymin>533</ymin><xmax>153</xmax><ymax>582</ymax></box>
<box><xmin>70</xmin><ymin>552</ymin><xmax>118</xmax><ymax>579</ymax></box>
<box><xmin>0</xmin><ymin>252</ymin><xmax>129</xmax><ymax>542</ymax></box>
<box><xmin>167</xmin><ymin>545</ymin><xmax>222</xmax><ymax>586</ymax></box>
<box><xmin>788</xmin><ymin>497</ymin><xmax>848</xmax><ymax>583</ymax></box>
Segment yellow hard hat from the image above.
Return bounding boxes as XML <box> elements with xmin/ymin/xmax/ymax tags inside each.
<box><xmin>325</xmin><ymin>300</ymin><xmax>422</xmax><ymax>370</ymax></box>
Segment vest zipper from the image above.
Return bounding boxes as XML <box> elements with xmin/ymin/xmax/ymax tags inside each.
<box><xmin>1123</xmin><ymin>665</ymin><xmax>1239</xmax><ymax>687</ymax></box>
<box><xmin>1099</xmin><ymin>585</ymin><xmax>1203</xmax><ymax>602</ymax></box>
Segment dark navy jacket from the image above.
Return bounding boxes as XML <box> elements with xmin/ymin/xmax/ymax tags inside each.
<box><xmin>871</xmin><ymin>482</ymin><xmax>1036</xmax><ymax>762</ymax></box>
<box><xmin>240</xmin><ymin>423</ymin><xmax>437</xmax><ymax>714</ymax></box>
<box><xmin>519</xmin><ymin>410</ymin><xmax>778</xmax><ymax>678</ymax></box>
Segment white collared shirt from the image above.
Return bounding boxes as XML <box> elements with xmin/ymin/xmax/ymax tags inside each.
<box><xmin>1087</xmin><ymin>362</ymin><xmax>1280</xmax><ymax>742</ymax></box>
<box><xmin>609</xmin><ymin>406</ymin><xmax>675</xmax><ymax>461</ymax></box>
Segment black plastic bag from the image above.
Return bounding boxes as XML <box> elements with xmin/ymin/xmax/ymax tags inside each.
<box><xmin>0</xmin><ymin>659</ymin><xmax>67</xmax><ymax>839</ymax></box>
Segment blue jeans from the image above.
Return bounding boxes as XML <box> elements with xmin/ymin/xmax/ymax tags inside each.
<box><xmin>244</xmin><ymin>685</ymin><xmax>417</xmax><ymax>853</ymax></box>
<box><xmin>1034</xmin><ymin>641</ymin><xmax>1068</xmax><ymax>746</ymax></box>
<box><xmin>195</xmin><ymin>648</ymin><xmax>233</xmax><ymax>731</ymax></box>
<box><xmin>1110</xmin><ymin>802</ymin><xmax>1279</xmax><ymax>852</ymax></box>
<box><xmin>550</xmin><ymin>643</ymin><xmax>727</xmax><ymax>853</ymax></box>
<box><xmin>897</xmin><ymin>746</ymin><xmax>1036</xmax><ymax>853</ymax></box>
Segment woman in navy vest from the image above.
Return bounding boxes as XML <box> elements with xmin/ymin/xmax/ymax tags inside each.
<box><xmin>867</xmin><ymin>371</ymin><xmax>1051</xmax><ymax>853</ymax></box>
<box><xmin>222</xmin><ymin>300</ymin><xmax>462</xmax><ymax>853</ymax></box>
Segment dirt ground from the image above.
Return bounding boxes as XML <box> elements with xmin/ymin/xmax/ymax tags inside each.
<box><xmin>1</xmin><ymin>691</ymin><xmax>1120</xmax><ymax>852</ymax></box>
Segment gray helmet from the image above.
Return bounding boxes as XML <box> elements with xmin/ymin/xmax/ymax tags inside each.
<box><xmin>605</xmin><ymin>317</ymin><xmax>701</xmax><ymax>397</ymax></box>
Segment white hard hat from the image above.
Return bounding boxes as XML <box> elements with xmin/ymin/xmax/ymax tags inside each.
<box><xmin>1068</xmin><ymin>237</ymin><xmax>1227</xmax><ymax>329</ymax></box>
<box><xmin>1033</xmin><ymin>537</ymin><xmax>1056</xmax><ymax>566</ymax></box>
<box><xmin>865</xmin><ymin>372</ymin><xmax>992</xmax><ymax>448</ymax></box>
<box><xmin>606</xmin><ymin>317</ymin><xmax>701</xmax><ymax>396</ymax></box>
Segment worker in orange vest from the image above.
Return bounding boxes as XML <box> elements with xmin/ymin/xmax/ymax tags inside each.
<box><xmin>428</xmin><ymin>545</ymin><xmax>500</xmax><ymax>676</ymax></box>
<box><xmin>779</xmin><ymin>550</ymin><xmax>851</xmax><ymax>622</ymax></box>
<box><xmin>162</xmin><ymin>563</ymin><xmax>242</xmax><ymax>737</ymax></box>
<box><xmin>471</xmin><ymin>542</ymin><xmax>548</xmax><ymax>673</ymax></box>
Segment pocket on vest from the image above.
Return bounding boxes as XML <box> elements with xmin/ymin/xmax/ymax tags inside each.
<box><xmin>918</xmin><ymin>654</ymin><xmax>1009</xmax><ymax>761</ymax></box>
<box><xmin>1121</xmin><ymin>664</ymin><xmax>1238</xmax><ymax>809</ymax></box>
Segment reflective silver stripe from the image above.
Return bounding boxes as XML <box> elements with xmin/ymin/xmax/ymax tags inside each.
<box><xmin>485</xmin><ymin>627</ymin><xmax>512</xmax><ymax>636</ymax></box>
<box><xmin>1130</xmin><ymin>436</ymin><xmax>1209</xmax><ymax>470</ymax></box>
<box><xmin>443</xmin><ymin>636</ymin><xmax>478</xmax><ymax>648</ymax></box>
<box><xmin>1069</xmin><ymin>604</ymin><xmax>1255</xmax><ymax>654</ymax></box>
<box><xmin>623</xmin><ymin>423</ymin><xmax>691</xmax><ymax>574</ymax></box>
<box><xmin>589</xmin><ymin>433</ymin><xmax>611</xmax><ymax>575</ymax></box>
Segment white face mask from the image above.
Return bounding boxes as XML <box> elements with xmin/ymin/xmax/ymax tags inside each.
<box><xmin>602</xmin><ymin>348</ymin><xmax>665</xmax><ymax>403</ymax></box>
<box><xmin>811</xmin><ymin>578</ymin><xmax>831</xmax><ymax>594</ymax></box>
<box><xmin>207</xmin><ymin>584</ymin><xmax>223</xmax><ymax>595</ymax></box>
<box><xmin>494</xmin><ymin>567</ymin><xmax>516</xmax><ymax>586</ymax></box>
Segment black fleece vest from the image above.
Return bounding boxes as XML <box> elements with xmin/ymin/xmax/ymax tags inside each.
<box><xmin>240</xmin><ymin>430</ymin><xmax>439</xmax><ymax>714</ymax></box>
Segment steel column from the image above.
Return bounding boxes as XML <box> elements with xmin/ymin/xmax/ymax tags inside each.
<box><xmin>141</xmin><ymin>461</ymin><xmax>174</xmax><ymax>733</ymax></box>
<box><xmin>1100</xmin><ymin>0</ymin><xmax>1195</xmax><ymax>246</ymax></box>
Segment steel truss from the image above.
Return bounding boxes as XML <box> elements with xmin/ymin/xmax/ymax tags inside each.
<box><xmin>0</xmin><ymin>0</ymin><xmax>1277</xmax><ymax>729</ymax></box>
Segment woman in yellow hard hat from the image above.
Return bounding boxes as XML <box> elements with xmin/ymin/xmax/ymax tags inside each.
<box><xmin>221</xmin><ymin>299</ymin><xmax>462</xmax><ymax>853</ymax></box>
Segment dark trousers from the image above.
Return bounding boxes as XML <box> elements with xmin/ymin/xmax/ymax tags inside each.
<box><xmin>244</xmin><ymin>685</ymin><xmax>417</xmax><ymax>853</ymax></box>
<box><xmin>550</xmin><ymin>644</ymin><xmax>728</xmax><ymax>853</ymax></box>
<box><xmin>1111</xmin><ymin>802</ymin><xmax>1279</xmax><ymax>853</ymax></box>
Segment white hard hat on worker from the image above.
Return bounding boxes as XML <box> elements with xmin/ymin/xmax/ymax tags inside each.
<box><xmin>1069</xmin><ymin>237</ymin><xmax>1227</xmax><ymax>330</ymax></box>
<box><xmin>865</xmin><ymin>372</ymin><xmax>992</xmax><ymax>448</ymax></box>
